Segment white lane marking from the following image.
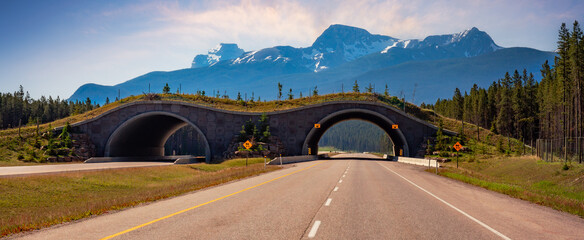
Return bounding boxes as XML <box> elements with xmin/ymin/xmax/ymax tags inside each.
<box><xmin>325</xmin><ymin>198</ymin><xmax>332</xmax><ymax>206</ymax></box>
<box><xmin>339</xmin><ymin>179</ymin><xmax>343</xmax><ymax>183</ymax></box>
<box><xmin>308</xmin><ymin>220</ymin><xmax>321</xmax><ymax>238</ymax></box>
<box><xmin>333</xmin><ymin>186</ymin><xmax>339</xmax><ymax>192</ymax></box>
<box><xmin>378</xmin><ymin>163</ymin><xmax>511</xmax><ymax>240</ymax></box>
<box><xmin>342</xmin><ymin>174</ymin><xmax>346</xmax><ymax>178</ymax></box>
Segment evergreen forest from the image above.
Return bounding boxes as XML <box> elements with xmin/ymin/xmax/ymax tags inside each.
<box><xmin>0</xmin><ymin>86</ymin><xmax>99</xmax><ymax>129</ymax></box>
<box><xmin>430</xmin><ymin>21</ymin><xmax>584</xmax><ymax>162</ymax></box>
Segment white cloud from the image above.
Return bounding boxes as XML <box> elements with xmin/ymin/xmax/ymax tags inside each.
<box><xmin>121</xmin><ymin>0</ymin><xmax>320</xmax><ymax>52</ymax></box>
<box><xmin>3</xmin><ymin>0</ymin><xmax>582</xmax><ymax>99</ymax></box>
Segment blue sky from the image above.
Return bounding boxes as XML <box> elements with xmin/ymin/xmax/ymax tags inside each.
<box><xmin>1</xmin><ymin>0</ymin><xmax>582</xmax><ymax>99</ymax></box>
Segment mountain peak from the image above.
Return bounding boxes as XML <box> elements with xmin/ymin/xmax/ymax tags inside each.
<box><xmin>192</xmin><ymin>43</ymin><xmax>245</xmax><ymax>68</ymax></box>
<box><xmin>416</xmin><ymin>27</ymin><xmax>501</xmax><ymax>57</ymax></box>
<box><xmin>209</xmin><ymin>43</ymin><xmax>243</xmax><ymax>55</ymax></box>
<box><xmin>312</xmin><ymin>24</ymin><xmax>375</xmax><ymax>49</ymax></box>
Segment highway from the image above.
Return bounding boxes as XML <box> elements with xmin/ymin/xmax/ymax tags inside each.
<box><xmin>12</xmin><ymin>153</ymin><xmax>584</xmax><ymax>239</ymax></box>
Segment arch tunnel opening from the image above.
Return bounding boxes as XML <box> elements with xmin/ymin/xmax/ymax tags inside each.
<box><xmin>318</xmin><ymin>120</ymin><xmax>394</xmax><ymax>156</ymax></box>
<box><xmin>105</xmin><ymin>112</ymin><xmax>211</xmax><ymax>162</ymax></box>
<box><xmin>303</xmin><ymin>109</ymin><xmax>409</xmax><ymax>157</ymax></box>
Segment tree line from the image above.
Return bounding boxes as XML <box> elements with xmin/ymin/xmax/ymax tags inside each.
<box><xmin>429</xmin><ymin>21</ymin><xmax>584</xmax><ymax>145</ymax></box>
<box><xmin>0</xmin><ymin>86</ymin><xmax>99</xmax><ymax>129</ymax></box>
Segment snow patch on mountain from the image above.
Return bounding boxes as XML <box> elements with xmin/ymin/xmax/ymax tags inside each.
<box><xmin>191</xmin><ymin>43</ymin><xmax>245</xmax><ymax>68</ymax></box>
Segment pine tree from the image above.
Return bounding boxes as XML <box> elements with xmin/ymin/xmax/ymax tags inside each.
<box><xmin>453</xmin><ymin>88</ymin><xmax>463</xmax><ymax>120</ymax></box>
<box><xmin>288</xmin><ymin>88</ymin><xmax>294</xmax><ymax>100</ymax></box>
<box><xmin>497</xmin><ymin>73</ymin><xmax>514</xmax><ymax>136</ymax></box>
<box><xmin>384</xmin><ymin>84</ymin><xmax>389</xmax><ymax>96</ymax></box>
<box><xmin>277</xmin><ymin>82</ymin><xmax>283</xmax><ymax>100</ymax></box>
<box><xmin>353</xmin><ymin>80</ymin><xmax>360</xmax><ymax>93</ymax></box>
<box><xmin>569</xmin><ymin>21</ymin><xmax>583</xmax><ymax>149</ymax></box>
<box><xmin>366</xmin><ymin>83</ymin><xmax>373</xmax><ymax>93</ymax></box>
<box><xmin>163</xmin><ymin>83</ymin><xmax>170</xmax><ymax>94</ymax></box>
<box><xmin>313</xmin><ymin>86</ymin><xmax>318</xmax><ymax>96</ymax></box>
<box><xmin>511</xmin><ymin>70</ymin><xmax>524</xmax><ymax>139</ymax></box>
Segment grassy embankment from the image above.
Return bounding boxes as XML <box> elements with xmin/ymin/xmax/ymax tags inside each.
<box><xmin>428</xmin><ymin>114</ymin><xmax>584</xmax><ymax>218</ymax></box>
<box><xmin>0</xmin><ymin>158</ymin><xmax>278</xmax><ymax>237</ymax></box>
<box><xmin>0</xmin><ymin>92</ymin><xmax>429</xmax><ymax>166</ymax></box>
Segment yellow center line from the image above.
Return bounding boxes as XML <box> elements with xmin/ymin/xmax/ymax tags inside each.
<box><xmin>101</xmin><ymin>161</ymin><xmax>324</xmax><ymax>240</ymax></box>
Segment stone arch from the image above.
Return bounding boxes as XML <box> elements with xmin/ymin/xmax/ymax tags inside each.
<box><xmin>104</xmin><ymin>111</ymin><xmax>211</xmax><ymax>162</ymax></box>
<box><xmin>302</xmin><ymin>108</ymin><xmax>409</xmax><ymax>157</ymax></box>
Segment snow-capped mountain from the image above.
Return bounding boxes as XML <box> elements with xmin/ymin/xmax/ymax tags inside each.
<box><xmin>69</xmin><ymin>24</ymin><xmax>555</xmax><ymax>106</ymax></box>
<box><xmin>304</xmin><ymin>24</ymin><xmax>399</xmax><ymax>71</ymax></box>
<box><xmin>191</xmin><ymin>43</ymin><xmax>245</xmax><ymax>68</ymax></box>
<box><xmin>196</xmin><ymin>25</ymin><xmax>502</xmax><ymax>73</ymax></box>
<box><xmin>225</xmin><ymin>25</ymin><xmax>400</xmax><ymax>72</ymax></box>
<box><xmin>383</xmin><ymin>27</ymin><xmax>502</xmax><ymax>57</ymax></box>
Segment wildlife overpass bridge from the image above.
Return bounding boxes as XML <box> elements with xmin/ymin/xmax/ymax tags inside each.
<box><xmin>69</xmin><ymin>101</ymin><xmax>444</xmax><ymax>162</ymax></box>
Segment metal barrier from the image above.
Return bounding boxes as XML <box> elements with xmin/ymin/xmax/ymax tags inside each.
<box><xmin>536</xmin><ymin>138</ymin><xmax>584</xmax><ymax>163</ymax></box>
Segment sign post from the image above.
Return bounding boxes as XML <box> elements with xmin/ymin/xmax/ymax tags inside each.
<box><xmin>243</xmin><ymin>140</ymin><xmax>252</xmax><ymax>167</ymax></box>
<box><xmin>453</xmin><ymin>142</ymin><xmax>462</xmax><ymax>168</ymax></box>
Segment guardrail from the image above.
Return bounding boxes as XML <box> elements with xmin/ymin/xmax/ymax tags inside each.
<box><xmin>396</xmin><ymin>156</ymin><xmax>440</xmax><ymax>168</ymax></box>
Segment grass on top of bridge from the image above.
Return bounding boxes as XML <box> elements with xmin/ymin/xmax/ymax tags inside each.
<box><xmin>0</xmin><ymin>92</ymin><xmax>435</xmax><ymax>165</ymax></box>
<box><xmin>0</xmin><ymin>158</ymin><xmax>279</xmax><ymax>238</ymax></box>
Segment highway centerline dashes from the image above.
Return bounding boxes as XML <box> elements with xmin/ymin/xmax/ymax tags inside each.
<box><xmin>304</xmin><ymin>160</ymin><xmax>349</xmax><ymax>239</ymax></box>
<box><xmin>308</xmin><ymin>220</ymin><xmax>321</xmax><ymax>238</ymax></box>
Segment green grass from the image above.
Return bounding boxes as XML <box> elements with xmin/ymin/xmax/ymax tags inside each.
<box><xmin>190</xmin><ymin>158</ymin><xmax>268</xmax><ymax>171</ymax></box>
<box><xmin>0</xmin><ymin>159</ymin><xmax>280</xmax><ymax>237</ymax></box>
<box><xmin>437</xmin><ymin>156</ymin><xmax>584</xmax><ymax>218</ymax></box>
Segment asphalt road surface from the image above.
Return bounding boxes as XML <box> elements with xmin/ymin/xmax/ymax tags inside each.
<box><xmin>12</xmin><ymin>153</ymin><xmax>584</xmax><ymax>239</ymax></box>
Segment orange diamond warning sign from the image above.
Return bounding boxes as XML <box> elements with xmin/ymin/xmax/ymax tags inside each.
<box><xmin>243</xmin><ymin>140</ymin><xmax>252</xmax><ymax>149</ymax></box>
<box><xmin>392</xmin><ymin>124</ymin><xmax>398</xmax><ymax>129</ymax></box>
<box><xmin>453</xmin><ymin>142</ymin><xmax>462</xmax><ymax>151</ymax></box>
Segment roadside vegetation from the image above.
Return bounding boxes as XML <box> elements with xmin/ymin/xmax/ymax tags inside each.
<box><xmin>437</xmin><ymin>156</ymin><xmax>584</xmax><ymax>218</ymax></box>
<box><xmin>0</xmin><ymin>158</ymin><xmax>278</xmax><ymax>237</ymax></box>
<box><xmin>425</xmin><ymin>107</ymin><xmax>584</xmax><ymax>218</ymax></box>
